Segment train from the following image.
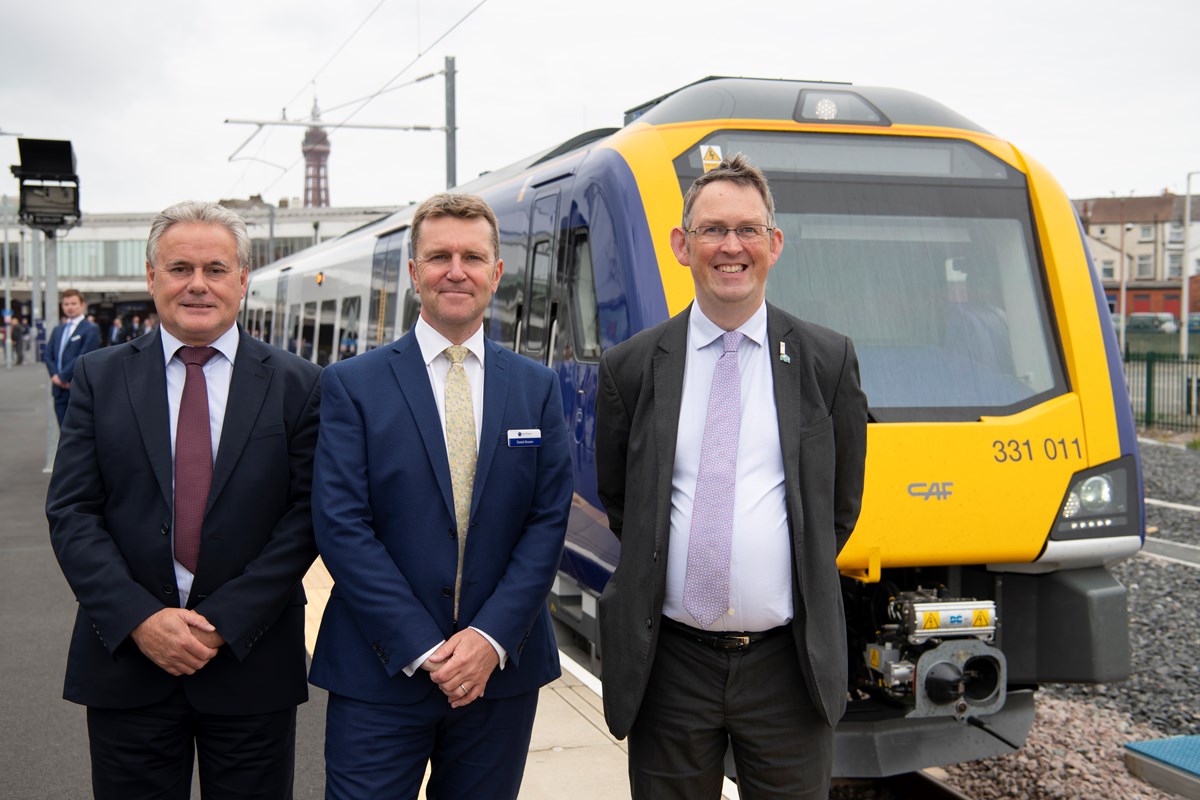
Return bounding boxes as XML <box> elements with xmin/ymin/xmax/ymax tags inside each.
<box><xmin>241</xmin><ymin>76</ymin><xmax>1143</xmax><ymax>776</ymax></box>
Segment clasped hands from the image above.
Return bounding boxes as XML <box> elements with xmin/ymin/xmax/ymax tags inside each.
<box><xmin>130</xmin><ymin>608</ymin><xmax>226</xmax><ymax>676</ymax></box>
<box><xmin>421</xmin><ymin>628</ymin><xmax>499</xmax><ymax>709</ymax></box>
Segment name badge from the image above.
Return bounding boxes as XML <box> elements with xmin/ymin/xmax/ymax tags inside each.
<box><xmin>507</xmin><ymin>429</ymin><xmax>541</xmax><ymax>448</ymax></box>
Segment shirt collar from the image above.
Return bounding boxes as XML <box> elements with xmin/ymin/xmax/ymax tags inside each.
<box><xmin>65</xmin><ymin>315</ymin><xmax>85</xmax><ymax>326</ymax></box>
<box><xmin>160</xmin><ymin>324</ymin><xmax>240</xmax><ymax>368</ymax></box>
<box><xmin>414</xmin><ymin>316</ymin><xmax>486</xmax><ymax>367</ymax></box>
<box><xmin>689</xmin><ymin>301</ymin><xmax>768</xmax><ymax>351</ymax></box>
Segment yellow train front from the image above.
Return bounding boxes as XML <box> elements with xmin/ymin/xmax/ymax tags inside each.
<box><xmin>540</xmin><ymin>77</ymin><xmax>1142</xmax><ymax>776</ymax></box>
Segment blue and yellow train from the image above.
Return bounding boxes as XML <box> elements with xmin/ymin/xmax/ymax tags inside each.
<box><xmin>242</xmin><ymin>77</ymin><xmax>1142</xmax><ymax>776</ymax></box>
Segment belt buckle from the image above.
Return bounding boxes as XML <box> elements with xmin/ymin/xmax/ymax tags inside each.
<box><xmin>717</xmin><ymin>634</ymin><xmax>751</xmax><ymax>651</ymax></box>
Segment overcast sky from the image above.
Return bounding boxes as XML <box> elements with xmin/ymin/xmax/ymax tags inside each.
<box><xmin>2</xmin><ymin>0</ymin><xmax>1197</xmax><ymax>215</ymax></box>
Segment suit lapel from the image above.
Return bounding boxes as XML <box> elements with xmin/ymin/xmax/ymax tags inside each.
<box><xmin>390</xmin><ymin>333</ymin><xmax>457</xmax><ymax>523</ymax></box>
<box><xmin>768</xmin><ymin>305</ymin><xmax>806</xmax><ymax>536</ymax></box>
<box><xmin>208</xmin><ymin>332</ymin><xmax>271</xmax><ymax>513</ymax></box>
<box><xmin>124</xmin><ymin>331</ymin><xmax>173</xmax><ymax>508</ymax></box>
<box><xmin>652</xmin><ymin>311</ymin><xmax>689</xmax><ymax>552</ymax></box>
<box><xmin>472</xmin><ymin>339</ymin><xmax>508</xmax><ymax>516</ymax></box>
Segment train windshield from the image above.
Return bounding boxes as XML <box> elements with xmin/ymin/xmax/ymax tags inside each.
<box><xmin>675</xmin><ymin>132</ymin><xmax>1066</xmax><ymax>422</ymax></box>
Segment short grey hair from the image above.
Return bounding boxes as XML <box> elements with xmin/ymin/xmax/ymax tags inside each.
<box><xmin>146</xmin><ymin>201</ymin><xmax>252</xmax><ymax>269</ymax></box>
<box><xmin>681</xmin><ymin>152</ymin><xmax>776</xmax><ymax>229</ymax></box>
<box><xmin>411</xmin><ymin>193</ymin><xmax>500</xmax><ymax>263</ymax></box>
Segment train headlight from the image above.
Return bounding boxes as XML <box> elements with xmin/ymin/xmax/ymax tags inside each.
<box><xmin>1051</xmin><ymin>456</ymin><xmax>1139</xmax><ymax>540</ymax></box>
<box><xmin>794</xmin><ymin>90</ymin><xmax>890</xmax><ymax>125</ymax></box>
<box><xmin>1079</xmin><ymin>476</ymin><xmax>1114</xmax><ymax>512</ymax></box>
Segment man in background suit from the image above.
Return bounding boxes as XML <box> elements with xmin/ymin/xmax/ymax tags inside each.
<box><xmin>595</xmin><ymin>154</ymin><xmax>869</xmax><ymax>799</ymax></box>
<box><xmin>310</xmin><ymin>193</ymin><xmax>573</xmax><ymax>800</ymax></box>
<box><xmin>46</xmin><ymin>201</ymin><xmax>322</xmax><ymax>800</ymax></box>
<box><xmin>108</xmin><ymin>316</ymin><xmax>128</xmax><ymax>347</ymax></box>
<box><xmin>45</xmin><ymin>288</ymin><xmax>100</xmax><ymax>426</ymax></box>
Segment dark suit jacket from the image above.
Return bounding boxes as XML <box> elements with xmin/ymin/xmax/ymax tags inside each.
<box><xmin>308</xmin><ymin>330</ymin><xmax>573</xmax><ymax>704</ymax></box>
<box><xmin>45</xmin><ymin>318</ymin><xmax>101</xmax><ymax>396</ymax></box>
<box><xmin>45</xmin><ymin>327</ymin><xmax>322</xmax><ymax>714</ymax></box>
<box><xmin>595</xmin><ymin>303</ymin><xmax>868</xmax><ymax>738</ymax></box>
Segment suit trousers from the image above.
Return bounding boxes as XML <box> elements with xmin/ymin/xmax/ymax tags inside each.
<box><xmin>324</xmin><ymin>687</ymin><xmax>539</xmax><ymax>800</ymax></box>
<box><xmin>86</xmin><ymin>682</ymin><xmax>297</xmax><ymax>800</ymax></box>
<box><xmin>627</xmin><ymin>620</ymin><xmax>833</xmax><ymax>800</ymax></box>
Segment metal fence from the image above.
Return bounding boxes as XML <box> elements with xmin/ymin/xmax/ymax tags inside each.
<box><xmin>1123</xmin><ymin>352</ymin><xmax>1200</xmax><ymax>432</ymax></box>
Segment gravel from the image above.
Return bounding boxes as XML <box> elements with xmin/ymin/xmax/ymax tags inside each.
<box><xmin>936</xmin><ymin>439</ymin><xmax>1200</xmax><ymax>798</ymax></box>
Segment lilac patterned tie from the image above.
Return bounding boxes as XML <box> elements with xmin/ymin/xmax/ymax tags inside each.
<box><xmin>684</xmin><ymin>330</ymin><xmax>744</xmax><ymax>628</ymax></box>
<box><xmin>174</xmin><ymin>346</ymin><xmax>218</xmax><ymax>574</ymax></box>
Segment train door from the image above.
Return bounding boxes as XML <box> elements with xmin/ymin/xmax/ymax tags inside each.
<box><xmin>518</xmin><ymin>191</ymin><xmax>560</xmax><ymax>365</ymax></box>
<box><xmin>367</xmin><ymin>228</ymin><xmax>407</xmax><ymax>350</ymax></box>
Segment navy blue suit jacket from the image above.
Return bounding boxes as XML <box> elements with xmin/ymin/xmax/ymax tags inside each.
<box><xmin>308</xmin><ymin>329</ymin><xmax>573</xmax><ymax>704</ymax></box>
<box><xmin>45</xmin><ymin>318</ymin><xmax>101</xmax><ymax>396</ymax></box>
<box><xmin>46</xmin><ymin>328</ymin><xmax>322</xmax><ymax>714</ymax></box>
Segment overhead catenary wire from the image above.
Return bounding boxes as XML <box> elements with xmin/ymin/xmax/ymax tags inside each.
<box><xmin>254</xmin><ymin>0</ymin><xmax>489</xmax><ymax>199</ymax></box>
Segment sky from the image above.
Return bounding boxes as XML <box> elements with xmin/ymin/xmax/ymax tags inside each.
<box><xmin>2</xmin><ymin>0</ymin><xmax>1198</xmax><ymax>215</ymax></box>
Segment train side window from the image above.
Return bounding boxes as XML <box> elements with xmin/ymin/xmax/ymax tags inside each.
<box><xmin>274</xmin><ymin>272</ymin><xmax>290</xmax><ymax>346</ymax></box>
<box><xmin>494</xmin><ymin>237</ymin><xmax>527</xmax><ymax>348</ymax></box>
<box><xmin>288</xmin><ymin>304</ymin><xmax>301</xmax><ymax>354</ymax></box>
<box><xmin>569</xmin><ymin>230</ymin><xmax>601</xmax><ymax>360</ymax></box>
<box><xmin>316</xmin><ymin>299</ymin><xmax>336</xmax><ymax>366</ymax></box>
<box><xmin>261</xmin><ymin>310</ymin><xmax>273</xmax><ymax>344</ymax></box>
<box><xmin>524</xmin><ymin>239</ymin><xmax>553</xmax><ymax>354</ymax></box>
<box><xmin>302</xmin><ymin>301</ymin><xmax>317</xmax><ymax>361</ymax></box>
<box><xmin>339</xmin><ymin>296</ymin><xmax>361</xmax><ymax>359</ymax></box>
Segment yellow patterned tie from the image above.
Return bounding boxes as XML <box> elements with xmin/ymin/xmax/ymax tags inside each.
<box><xmin>444</xmin><ymin>345</ymin><xmax>477</xmax><ymax>622</ymax></box>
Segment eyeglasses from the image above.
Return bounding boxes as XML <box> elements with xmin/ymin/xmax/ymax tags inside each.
<box><xmin>685</xmin><ymin>224</ymin><xmax>774</xmax><ymax>243</ymax></box>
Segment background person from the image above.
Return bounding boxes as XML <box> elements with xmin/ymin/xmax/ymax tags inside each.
<box><xmin>45</xmin><ymin>201</ymin><xmax>322</xmax><ymax>800</ymax></box>
<box><xmin>309</xmin><ymin>193</ymin><xmax>573</xmax><ymax>800</ymax></box>
<box><xmin>595</xmin><ymin>154</ymin><xmax>868</xmax><ymax>799</ymax></box>
<box><xmin>44</xmin><ymin>289</ymin><xmax>100</xmax><ymax>426</ymax></box>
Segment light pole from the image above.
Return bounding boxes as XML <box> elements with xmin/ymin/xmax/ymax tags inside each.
<box><xmin>1181</xmin><ymin>172</ymin><xmax>1197</xmax><ymax>360</ymax></box>
<box><xmin>2</xmin><ymin>194</ymin><xmax>11</xmax><ymax>369</ymax></box>
<box><xmin>1118</xmin><ymin>198</ymin><xmax>1129</xmax><ymax>353</ymax></box>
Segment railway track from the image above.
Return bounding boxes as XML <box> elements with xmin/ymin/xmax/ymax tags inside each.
<box><xmin>829</xmin><ymin>769</ymin><xmax>976</xmax><ymax>799</ymax></box>
<box><xmin>1142</xmin><ymin>495</ymin><xmax>1200</xmax><ymax>568</ymax></box>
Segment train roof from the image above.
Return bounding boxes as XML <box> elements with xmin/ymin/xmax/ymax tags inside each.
<box><xmin>623</xmin><ymin>76</ymin><xmax>991</xmax><ymax>134</ymax></box>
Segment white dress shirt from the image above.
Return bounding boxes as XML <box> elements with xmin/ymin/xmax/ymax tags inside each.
<box><xmin>56</xmin><ymin>314</ymin><xmax>85</xmax><ymax>370</ymax></box>
<box><xmin>406</xmin><ymin>317</ymin><xmax>506</xmax><ymax>675</ymax></box>
<box><xmin>161</xmin><ymin>324</ymin><xmax>240</xmax><ymax>609</ymax></box>
<box><xmin>663</xmin><ymin>302</ymin><xmax>794</xmax><ymax>632</ymax></box>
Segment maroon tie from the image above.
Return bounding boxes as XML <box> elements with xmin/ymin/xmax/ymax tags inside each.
<box><xmin>174</xmin><ymin>346</ymin><xmax>218</xmax><ymax>573</ymax></box>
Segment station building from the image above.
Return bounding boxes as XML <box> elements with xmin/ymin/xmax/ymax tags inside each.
<box><xmin>1</xmin><ymin>197</ymin><xmax>400</xmax><ymax>339</ymax></box>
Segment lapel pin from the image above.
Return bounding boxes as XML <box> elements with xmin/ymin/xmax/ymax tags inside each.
<box><xmin>779</xmin><ymin>342</ymin><xmax>791</xmax><ymax>364</ymax></box>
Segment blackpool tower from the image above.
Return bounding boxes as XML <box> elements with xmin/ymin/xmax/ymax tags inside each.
<box><xmin>302</xmin><ymin>99</ymin><xmax>330</xmax><ymax>208</ymax></box>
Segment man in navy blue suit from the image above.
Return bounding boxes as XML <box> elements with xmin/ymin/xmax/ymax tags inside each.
<box><xmin>310</xmin><ymin>193</ymin><xmax>573</xmax><ymax>800</ymax></box>
<box><xmin>45</xmin><ymin>288</ymin><xmax>100</xmax><ymax>426</ymax></box>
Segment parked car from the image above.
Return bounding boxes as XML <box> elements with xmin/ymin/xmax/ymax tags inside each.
<box><xmin>1189</xmin><ymin>313</ymin><xmax>1200</xmax><ymax>333</ymax></box>
<box><xmin>1126</xmin><ymin>312</ymin><xmax>1179</xmax><ymax>334</ymax></box>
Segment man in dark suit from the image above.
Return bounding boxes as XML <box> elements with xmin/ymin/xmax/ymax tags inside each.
<box><xmin>108</xmin><ymin>316</ymin><xmax>128</xmax><ymax>347</ymax></box>
<box><xmin>45</xmin><ymin>288</ymin><xmax>100</xmax><ymax>426</ymax></box>
<box><xmin>309</xmin><ymin>193</ymin><xmax>573</xmax><ymax>800</ymax></box>
<box><xmin>595</xmin><ymin>154</ymin><xmax>868</xmax><ymax>799</ymax></box>
<box><xmin>46</xmin><ymin>201</ymin><xmax>322</xmax><ymax>800</ymax></box>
